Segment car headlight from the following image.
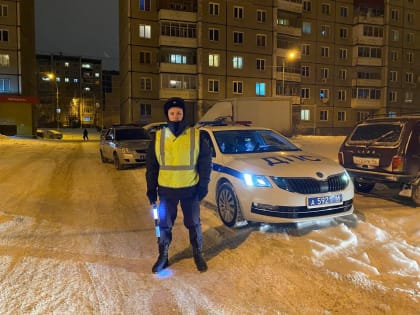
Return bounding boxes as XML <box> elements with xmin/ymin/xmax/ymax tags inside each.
<box><xmin>243</xmin><ymin>173</ymin><xmax>272</xmax><ymax>187</ymax></box>
<box><xmin>121</xmin><ymin>147</ymin><xmax>131</xmax><ymax>154</ymax></box>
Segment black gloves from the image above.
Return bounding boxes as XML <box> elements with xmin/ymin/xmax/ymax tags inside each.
<box><xmin>197</xmin><ymin>185</ymin><xmax>208</xmax><ymax>201</ymax></box>
<box><xmin>147</xmin><ymin>189</ymin><xmax>157</xmax><ymax>205</ymax></box>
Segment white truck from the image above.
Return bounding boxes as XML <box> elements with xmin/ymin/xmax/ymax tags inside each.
<box><xmin>198</xmin><ymin>97</ymin><xmax>294</xmax><ymax>135</ymax></box>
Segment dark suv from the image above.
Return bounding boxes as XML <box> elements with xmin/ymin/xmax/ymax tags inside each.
<box><xmin>338</xmin><ymin>115</ymin><xmax>420</xmax><ymax>205</ymax></box>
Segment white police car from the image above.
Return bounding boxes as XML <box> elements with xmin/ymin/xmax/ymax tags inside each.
<box><xmin>199</xmin><ymin>124</ymin><xmax>354</xmax><ymax>227</ymax></box>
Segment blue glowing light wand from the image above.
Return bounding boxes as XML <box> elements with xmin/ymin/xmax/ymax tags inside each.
<box><xmin>152</xmin><ymin>204</ymin><xmax>160</xmax><ymax>239</ymax></box>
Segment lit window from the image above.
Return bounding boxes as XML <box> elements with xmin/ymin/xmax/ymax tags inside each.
<box><xmin>0</xmin><ymin>54</ymin><xmax>9</xmax><ymax>67</ymax></box>
<box><xmin>302</xmin><ymin>22</ymin><xmax>311</xmax><ymax>34</ymax></box>
<box><xmin>170</xmin><ymin>54</ymin><xmax>187</xmax><ymax>64</ymax></box>
<box><xmin>256</xmin><ymin>82</ymin><xmax>266</xmax><ymax>96</ymax></box>
<box><xmin>139</xmin><ymin>24</ymin><xmax>151</xmax><ymax>38</ymax></box>
<box><xmin>209</xmin><ymin>54</ymin><xmax>220</xmax><ymax>67</ymax></box>
<box><xmin>233</xmin><ymin>56</ymin><xmax>243</xmax><ymax>69</ymax></box>
<box><xmin>139</xmin><ymin>0</ymin><xmax>151</xmax><ymax>11</ymax></box>
<box><xmin>301</xmin><ymin>109</ymin><xmax>310</xmax><ymax>120</ymax></box>
<box><xmin>0</xmin><ymin>78</ymin><xmax>10</xmax><ymax>92</ymax></box>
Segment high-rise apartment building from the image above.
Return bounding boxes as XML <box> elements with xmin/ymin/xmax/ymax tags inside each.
<box><xmin>36</xmin><ymin>54</ymin><xmax>103</xmax><ymax>128</ymax></box>
<box><xmin>120</xmin><ymin>0</ymin><xmax>420</xmax><ymax>135</ymax></box>
<box><xmin>0</xmin><ymin>0</ymin><xmax>37</xmax><ymax>136</ymax></box>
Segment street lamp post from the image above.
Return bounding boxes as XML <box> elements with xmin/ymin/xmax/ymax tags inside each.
<box><xmin>47</xmin><ymin>73</ymin><xmax>60</xmax><ymax>130</ymax></box>
<box><xmin>282</xmin><ymin>50</ymin><xmax>297</xmax><ymax>95</ymax></box>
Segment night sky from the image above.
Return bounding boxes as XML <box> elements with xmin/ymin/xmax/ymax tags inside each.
<box><xmin>35</xmin><ymin>0</ymin><xmax>119</xmax><ymax>70</ymax></box>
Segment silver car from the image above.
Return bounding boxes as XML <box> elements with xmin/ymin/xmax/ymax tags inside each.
<box><xmin>99</xmin><ymin>125</ymin><xmax>151</xmax><ymax>170</ymax></box>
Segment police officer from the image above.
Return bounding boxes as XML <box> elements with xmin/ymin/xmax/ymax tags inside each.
<box><xmin>146</xmin><ymin>97</ymin><xmax>212</xmax><ymax>273</ymax></box>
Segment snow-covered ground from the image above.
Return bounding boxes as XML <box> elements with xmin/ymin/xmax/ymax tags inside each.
<box><xmin>0</xmin><ymin>130</ymin><xmax>418</xmax><ymax>315</ymax></box>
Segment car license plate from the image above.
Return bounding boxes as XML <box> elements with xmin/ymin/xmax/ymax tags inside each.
<box><xmin>307</xmin><ymin>194</ymin><xmax>343</xmax><ymax>209</ymax></box>
<box><xmin>353</xmin><ymin>156</ymin><xmax>379</xmax><ymax>166</ymax></box>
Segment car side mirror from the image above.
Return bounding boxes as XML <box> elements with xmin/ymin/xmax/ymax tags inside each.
<box><xmin>105</xmin><ymin>135</ymin><xmax>113</xmax><ymax>141</ymax></box>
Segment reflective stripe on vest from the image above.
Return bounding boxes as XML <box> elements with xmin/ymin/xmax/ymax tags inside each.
<box><xmin>155</xmin><ymin>127</ymin><xmax>200</xmax><ymax>188</ymax></box>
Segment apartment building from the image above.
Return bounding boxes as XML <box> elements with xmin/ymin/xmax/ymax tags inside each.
<box><xmin>36</xmin><ymin>54</ymin><xmax>103</xmax><ymax>129</ymax></box>
<box><xmin>120</xmin><ymin>0</ymin><xmax>420</xmax><ymax>135</ymax></box>
<box><xmin>0</xmin><ymin>0</ymin><xmax>37</xmax><ymax>136</ymax></box>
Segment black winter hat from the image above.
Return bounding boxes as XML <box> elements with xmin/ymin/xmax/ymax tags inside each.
<box><xmin>164</xmin><ymin>97</ymin><xmax>185</xmax><ymax>118</ymax></box>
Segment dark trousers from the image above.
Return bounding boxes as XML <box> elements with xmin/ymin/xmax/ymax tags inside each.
<box><xmin>157</xmin><ymin>190</ymin><xmax>202</xmax><ymax>249</ymax></box>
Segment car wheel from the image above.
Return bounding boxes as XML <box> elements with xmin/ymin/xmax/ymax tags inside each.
<box><xmin>353</xmin><ymin>180</ymin><xmax>375</xmax><ymax>193</ymax></box>
<box><xmin>113</xmin><ymin>153</ymin><xmax>122</xmax><ymax>170</ymax></box>
<box><xmin>412</xmin><ymin>181</ymin><xmax>420</xmax><ymax>206</ymax></box>
<box><xmin>100</xmin><ymin>150</ymin><xmax>107</xmax><ymax>163</ymax></box>
<box><xmin>216</xmin><ymin>182</ymin><xmax>241</xmax><ymax>227</ymax></box>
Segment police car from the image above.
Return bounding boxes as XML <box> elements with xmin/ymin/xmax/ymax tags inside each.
<box><xmin>199</xmin><ymin>123</ymin><xmax>354</xmax><ymax>227</ymax></box>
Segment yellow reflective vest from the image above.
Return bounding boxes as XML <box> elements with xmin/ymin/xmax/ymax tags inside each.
<box><xmin>155</xmin><ymin>127</ymin><xmax>200</xmax><ymax>188</ymax></box>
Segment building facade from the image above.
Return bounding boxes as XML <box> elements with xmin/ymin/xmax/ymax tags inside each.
<box><xmin>36</xmin><ymin>54</ymin><xmax>103</xmax><ymax>129</ymax></box>
<box><xmin>119</xmin><ymin>0</ymin><xmax>420</xmax><ymax>135</ymax></box>
<box><xmin>0</xmin><ymin>0</ymin><xmax>37</xmax><ymax>136</ymax></box>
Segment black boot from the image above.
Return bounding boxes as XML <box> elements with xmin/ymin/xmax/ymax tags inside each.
<box><xmin>152</xmin><ymin>243</ymin><xmax>169</xmax><ymax>273</ymax></box>
<box><xmin>192</xmin><ymin>247</ymin><xmax>208</xmax><ymax>272</ymax></box>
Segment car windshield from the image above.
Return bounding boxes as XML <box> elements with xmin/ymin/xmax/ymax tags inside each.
<box><xmin>213</xmin><ymin>129</ymin><xmax>300</xmax><ymax>154</ymax></box>
<box><xmin>347</xmin><ymin>123</ymin><xmax>403</xmax><ymax>145</ymax></box>
<box><xmin>115</xmin><ymin>128</ymin><xmax>150</xmax><ymax>140</ymax></box>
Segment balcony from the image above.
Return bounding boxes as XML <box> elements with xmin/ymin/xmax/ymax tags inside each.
<box><xmin>351</xmin><ymin>79</ymin><xmax>382</xmax><ymax>87</ymax></box>
<box><xmin>159</xmin><ymin>36</ymin><xmax>197</xmax><ymax>48</ymax></box>
<box><xmin>350</xmin><ymin>98</ymin><xmax>383</xmax><ymax>110</ymax></box>
<box><xmin>353</xmin><ymin>15</ymin><xmax>384</xmax><ymax>26</ymax></box>
<box><xmin>276</xmin><ymin>0</ymin><xmax>302</xmax><ymax>14</ymax></box>
<box><xmin>159</xmin><ymin>88</ymin><xmax>197</xmax><ymax>100</ymax></box>
<box><xmin>159</xmin><ymin>63</ymin><xmax>197</xmax><ymax>74</ymax></box>
<box><xmin>352</xmin><ymin>57</ymin><xmax>383</xmax><ymax>67</ymax></box>
<box><xmin>159</xmin><ymin>9</ymin><xmax>197</xmax><ymax>22</ymax></box>
<box><xmin>275</xmin><ymin>24</ymin><xmax>302</xmax><ymax>37</ymax></box>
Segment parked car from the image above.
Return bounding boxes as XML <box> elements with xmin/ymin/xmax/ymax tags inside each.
<box><xmin>142</xmin><ymin>121</ymin><xmax>167</xmax><ymax>136</ymax></box>
<box><xmin>36</xmin><ymin>129</ymin><xmax>63</xmax><ymax>140</ymax></box>
<box><xmin>198</xmin><ymin>123</ymin><xmax>354</xmax><ymax>227</ymax></box>
<box><xmin>99</xmin><ymin>124</ymin><xmax>151</xmax><ymax>170</ymax></box>
<box><xmin>338</xmin><ymin>115</ymin><xmax>420</xmax><ymax>205</ymax></box>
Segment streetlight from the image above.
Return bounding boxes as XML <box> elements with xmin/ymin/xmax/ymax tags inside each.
<box><xmin>47</xmin><ymin>73</ymin><xmax>60</xmax><ymax>130</ymax></box>
<box><xmin>282</xmin><ymin>50</ymin><xmax>297</xmax><ymax>95</ymax></box>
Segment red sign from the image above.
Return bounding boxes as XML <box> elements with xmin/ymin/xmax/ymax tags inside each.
<box><xmin>0</xmin><ymin>95</ymin><xmax>40</xmax><ymax>103</ymax></box>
